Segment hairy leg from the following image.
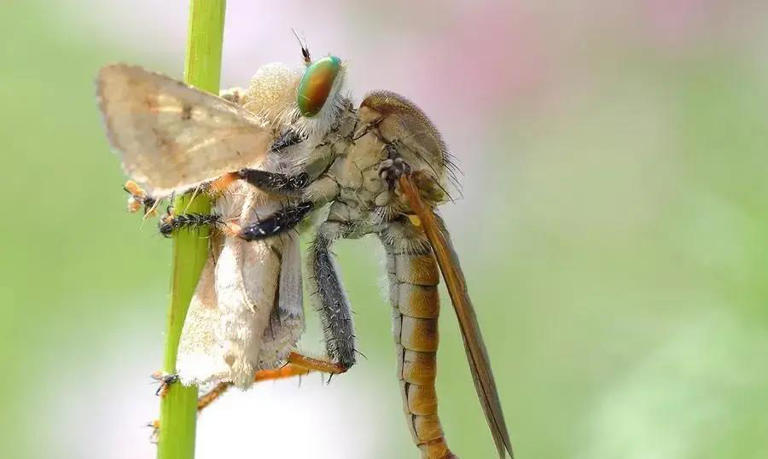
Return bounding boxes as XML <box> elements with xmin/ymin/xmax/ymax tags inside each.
<box><xmin>308</xmin><ymin>222</ymin><xmax>357</xmax><ymax>370</ymax></box>
<box><xmin>196</xmin><ymin>352</ymin><xmax>348</xmax><ymax>411</ymax></box>
<box><xmin>237</xmin><ymin>169</ymin><xmax>310</xmax><ymax>195</ymax></box>
<box><xmin>157</xmin><ymin>201</ymin><xmax>314</xmax><ymax>240</ymax></box>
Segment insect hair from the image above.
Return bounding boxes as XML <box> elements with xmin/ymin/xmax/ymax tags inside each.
<box><xmin>159</xmin><ymin>213</ymin><xmax>222</xmax><ymax>237</ymax></box>
<box><xmin>291</xmin><ymin>28</ymin><xmax>311</xmax><ymax>65</ymax></box>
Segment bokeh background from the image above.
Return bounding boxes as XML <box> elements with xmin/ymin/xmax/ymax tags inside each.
<box><xmin>2</xmin><ymin>0</ymin><xmax>768</xmax><ymax>458</ymax></box>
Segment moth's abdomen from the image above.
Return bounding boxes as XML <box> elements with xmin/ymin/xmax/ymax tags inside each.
<box><xmin>386</xmin><ymin>247</ymin><xmax>456</xmax><ymax>459</ymax></box>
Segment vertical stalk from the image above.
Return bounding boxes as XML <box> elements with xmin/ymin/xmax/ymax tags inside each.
<box><xmin>157</xmin><ymin>2</ymin><xmax>226</xmax><ymax>459</ymax></box>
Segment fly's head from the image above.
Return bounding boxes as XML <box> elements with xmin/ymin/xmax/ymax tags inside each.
<box><xmin>290</xmin><ymin>36</ymin><xmax>348</xmax><ymax>140</ymax></box>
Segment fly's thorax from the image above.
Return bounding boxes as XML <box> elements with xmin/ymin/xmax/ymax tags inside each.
<box><xmin>323</xmin><ymin>123</ymin><xmax>398</xmax><ymax>216</ymax></box>
<box><xmin>359</xmin><ymin>91</ymin><xmax>455</xmax><ymax>207</ymax></box>
<box><xmin>288</xmin><ymin>100</ymin><xmax>356</xmax><ymax>176</ymax></box>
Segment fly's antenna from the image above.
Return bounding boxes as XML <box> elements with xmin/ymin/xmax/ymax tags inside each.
<box><xmin>291</xmin><ymin>28</ymin><xmax>311</xmax><ymax>65</ymax></box>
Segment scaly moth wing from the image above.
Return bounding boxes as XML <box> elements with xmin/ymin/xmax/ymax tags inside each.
<box><xmin>177</xmin><ymin>182</ymin><xmax>305</xmax><ymax>388</ymax></box>
<box><xmin>256</xmin><ymin>232</ymin><xmax>304</xmax><ymax>368</ymax></box>
<box><xmin>96</xmin><ymin>64</ymin><xmax>273</xmax><ymax>198</ymax></box>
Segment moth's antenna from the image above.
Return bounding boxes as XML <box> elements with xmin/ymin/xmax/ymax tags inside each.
<box><xmin>291</xmin><ymin>28</ymin><xmax>311</xmax><ymax>65</ymax></box>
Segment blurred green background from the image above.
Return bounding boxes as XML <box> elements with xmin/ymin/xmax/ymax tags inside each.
<box><xmin>2</xmin><ymin>1</ymin><xmax>768</xmax><ymax>458</ymax></box>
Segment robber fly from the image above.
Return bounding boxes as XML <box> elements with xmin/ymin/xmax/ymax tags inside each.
<box><xmin>97</xmin><ymin>39</ymin><xmax>513</xmax><ymax>458</ymax></box>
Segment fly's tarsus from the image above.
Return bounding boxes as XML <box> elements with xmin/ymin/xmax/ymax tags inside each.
<box><xmin>151</xmin><ymin>371</ymin><xmax>179</xmax><ymax>397</ymax></box>
<box><xmin>123</xmin><ymin>180</ymin><xmax>157</xmax><ymax>215</ymax></box>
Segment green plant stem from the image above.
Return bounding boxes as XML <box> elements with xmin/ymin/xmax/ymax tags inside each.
<box><xmin>157</xmin><ymin>2</ymin><xmax>226</xmax><ymax>459</ymax></box>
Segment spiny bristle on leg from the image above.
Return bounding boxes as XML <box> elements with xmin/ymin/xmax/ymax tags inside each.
<box><xmin>158</xmin><ymin>213</ymin><xmax>223</xmax><ymax>237</ymax></box>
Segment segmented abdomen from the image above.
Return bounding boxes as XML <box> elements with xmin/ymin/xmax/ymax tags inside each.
<box><xmin>384</xmin><ymin>243</ymin><xmax>456</xmax><ymax>459</ymax></box>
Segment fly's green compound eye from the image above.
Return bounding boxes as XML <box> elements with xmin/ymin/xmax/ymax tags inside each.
<box><xmin>297</xmin><ymin>56</ymin><xmax>341</xmax><ymax>117</ymax></box>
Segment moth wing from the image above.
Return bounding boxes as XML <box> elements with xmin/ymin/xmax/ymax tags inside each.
<box><xmin>257</xmin><ymin>232</ymin><xmax>304</xmax><ymax>367</ymax></box>
<box><xmin>96</xmin><ymin>64</ymin><xmax>273</xmax><ymax>198</ymax></box>
<box><xmin>215</xmin><ymin>234</ymin><xmax>280</xmax><ymax>388</ymax></box>
<box><xmin>177</xmin><ymin>255</ymin><xmax>231</xmax><ymax>386</ymax></box>
<box><xmin>399</xmin><ymin>176</ymin><xmax>514</xmax><ymax>458</ymax></box>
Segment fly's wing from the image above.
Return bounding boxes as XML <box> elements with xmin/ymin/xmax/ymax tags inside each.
<box><xmin>96</xmin><ymin>64</ymin><xmax>273</xmax><ymax>198</ymax></box>
<box><xmin>399</xmin><ymin>176</ymin><xmax>514</xmax><ymax>459</ymax></box>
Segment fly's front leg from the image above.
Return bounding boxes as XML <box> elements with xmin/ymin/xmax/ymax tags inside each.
<box><xmin>150</xmin><ymin>371</ymin><xmax>180</xmax><ymax>397</ymax></box>
<box><xmin>158</xmin><ymin>205</ymin><xmax>223</xmax><ymax>237</ymax></box>
<box><xmin>158</xmin><ymin>201</ymin><xmax>313</xmax><ymax>240</ymax></box>
<box><xmin>123</xmin><ymin>180</ymin><xmax>158</xmax><ymax>215</ymax></box>
<box><xmin>231</xmin><ymin>175</ymin><xmax>341</xmax><ymax>241</ymax></box>
<box><xmin>309</xmin><ymin>221</ymin><xmax>357</xmax><ymax>370</ymax></box>
<box><xmin>236</xmin><ymin>202</ymin><xmax>314</xmax><ymax>241</ymax></box>
<box><xmin>237</xmin><ymin>169</ymin><xmax>310</xmax><ymax>196</ymax></box>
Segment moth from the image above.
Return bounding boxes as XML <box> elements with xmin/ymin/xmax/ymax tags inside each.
<box><xmin>97</xmin><ymin>41</ymin><xmax>513</xmax><ymax>459</ymax></box>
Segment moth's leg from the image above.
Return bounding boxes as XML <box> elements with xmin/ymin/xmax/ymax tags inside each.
<box><xmin>309</xmin><ymin>221</ymin><xmax>357</xmax><ymax>370</ymax></box>
<box><xmin>196</xmin><ymin>352</ymin><xmax>347</xmax><ymax>412</ymax></box>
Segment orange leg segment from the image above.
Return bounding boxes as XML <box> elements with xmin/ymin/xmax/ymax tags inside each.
<box><xmin>208</xmin><ymin>171</ymin><xmax>240</xmax><ymax>194</ymax></box>
<box><xmin>196</xmin><ymin>352</ymin><xmax>347</xmax><ymax>412</ymax></box>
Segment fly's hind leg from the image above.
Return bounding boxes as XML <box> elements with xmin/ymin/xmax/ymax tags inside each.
<box><xmin>309</xmin><ymin>221</ymin><xmax>358</xmax><ymax>370</ymax></box>
<box><xmin>196</xmin><ymin>352</ymin><xmax>348</xmax><ymax>412</ymax></box>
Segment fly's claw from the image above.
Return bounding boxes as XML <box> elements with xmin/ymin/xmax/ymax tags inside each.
<box><xmin>151</xmin><ymin>371</ymin><xmax>179</xmax><ymax>397</ymax></box>
<box><xmin>158</xmin><ymin>205</ymin><xmax>176</xmax><ymax>237</ymax></box>
<box><xmin>123</xmin><ymin>180</ymin><xmax>157</xmax><ymax>216</ymax></box>
<box><xmin>379</xmin><ymin>157</ymin><xmax>412</xmax><ymax>190</ymax></box>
